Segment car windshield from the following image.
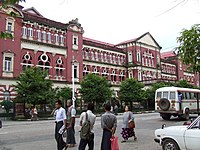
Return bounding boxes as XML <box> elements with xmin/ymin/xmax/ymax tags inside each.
<box><xmin>188</xmin><ymin>116</ymin><xmax>200</xmax><ymax>129</ymax></box>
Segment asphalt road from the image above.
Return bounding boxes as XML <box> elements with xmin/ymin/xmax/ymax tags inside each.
<box><xmin>0</xmin><ymin>113</ymin><xmax>188</xmax><ymax>150</ymax></box>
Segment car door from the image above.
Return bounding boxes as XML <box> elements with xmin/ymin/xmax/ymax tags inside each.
<box><xmin>184</xmin><ymin>121</ymin><xmax>200</xmax><ymax>150</ymax></box>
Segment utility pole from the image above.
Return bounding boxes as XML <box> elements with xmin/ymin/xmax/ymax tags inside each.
<box><xmin>72</xmin><ymin>55</ymin><xmax>76</xmax><ymax>108</ymax></box>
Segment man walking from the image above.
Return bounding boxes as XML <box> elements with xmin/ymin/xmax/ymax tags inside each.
<box><xmin>52</xmin><ymin>100</ymin><xmax>68</xmax><ymax>150</ymax></box>
<box><xmin>66</xmin><ymin>100</ymin><xmax>76</xmax><ymax>147</ymax></box>
<box><xmin>78</xmin><ymin>103</ymin><xmax>96</xmax><ymax>150</ymax></box>
<box><xmin>101</xmin><ymin>103</ymin><xmax>117</xmax><ymax>150</ymax></box>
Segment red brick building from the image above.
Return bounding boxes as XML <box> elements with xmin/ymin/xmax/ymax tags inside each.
<box><xmin>0</xmin><ymin>5</ymin><xmax>199</xmax><ymax>101</ymax></box>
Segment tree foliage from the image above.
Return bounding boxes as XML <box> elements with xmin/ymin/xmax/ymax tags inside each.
<box><xmin>80</xmin><ymin>74</ymin><xmax>112</xmax><ymax>104</ymax></box>
<box><xmin>119</xmin><ymin>78</ymin><xmax>144</xmax><ymax>103</ymax></box>
<box><xmin>56</xmin><ymin>87</ymin><xmax>72</xmax><ymax>102</ymax></box>
<box><xmin>176</xmin><ymin>24</ymin><xmax>200</xmax><ymax>73</ymax></box>
<box><xmin>14</xmin><ymin>67</ymin><xmax>53</xmax><ymax>105</ymax></box>
<box><xmin>0</xmin><ymin>100</ymin><xmax>13</xmax><ymax>113</ymax></box>
<box><xmin>0</xmin><ymin>0</ymin><xmax>25</xmax><ymax>5</ymax></box>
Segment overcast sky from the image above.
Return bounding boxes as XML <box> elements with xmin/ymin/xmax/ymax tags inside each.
<box><xmin>20</xmin><ymin>0</ymin><xmax>200</xmax><ymax>52</ymax></box>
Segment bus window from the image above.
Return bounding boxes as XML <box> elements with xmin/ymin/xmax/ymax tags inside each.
<box><xmin>191</xmin><ymin>93</ymin><xmax>196</xmax><ymax>99</ymax></box>
<box><xmin>156</xmin><ymin>92</ymin><xmax>161</xmax><ymax>99</ymax></box>
<box><xmin>163</xmin><ymin>91</ymin><xmax>168</xmax><ymax>99</ymax></box>
<box><xmin>182</xmin><ymin>92</ymin><xmax>186</xmax><ymax>99</ymax></box>
<box><xmin>170</xmin><ymin>92</ymin><xmax>175</xmax><ymax>99</ymax></box>
<box><xmin>186</xmin><ymin>92</ymin><xmax>191</xmax><ymax>99</ymax></box>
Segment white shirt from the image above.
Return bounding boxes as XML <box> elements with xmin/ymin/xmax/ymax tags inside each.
<box><xmin>79</xmin><ymin>110</ymin><xmax>96</xmax><ymax>131</ymax></box>
<box><xmin>54</xmin><ymin>107</ymin><xmax>67</xmax><ymax>123</ymax></box>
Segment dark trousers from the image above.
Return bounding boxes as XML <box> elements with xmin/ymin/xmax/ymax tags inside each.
<box><xmin>78</xmin><ymin>133</ymin><xmax>94</xmax><ymax>150</ymax></box>
<box><xmin>101</xmin><ymin>129</ymin><xmax>112</xmax><ymax>150</ymax></box>
<box><xmin>55</xmin><ymin>121</ymin><xmax>66</xmax><ymax>150</ymax></box>
<box><xmin>66</xmin><ymin>123</ymin><xmax>76</xmax><ymax>145</ymax></box>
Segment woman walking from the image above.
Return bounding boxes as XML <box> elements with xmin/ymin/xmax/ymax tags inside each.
<box><xmin>121</xmin><ymin>105</ymin><xmax>137</xmax><ymax>143</ymax></box>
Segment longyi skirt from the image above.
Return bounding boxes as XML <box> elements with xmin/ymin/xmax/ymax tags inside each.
<box><xmin>121</xmin><ymin>128</ymin><xmax>135</xmax><ymax>140</ymax></box>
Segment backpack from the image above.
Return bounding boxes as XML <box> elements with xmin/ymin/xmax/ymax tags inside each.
<box><xmin>80</xmin><ymin>112</ymin><xmax>92</xmax><ymax>140</ymax></box>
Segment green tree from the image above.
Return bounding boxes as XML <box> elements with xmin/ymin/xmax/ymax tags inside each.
<box><xmin>56</xmin><ymin>87</ymin><xmax>72</xmax><ymax>104</ymax></box>
<box><xmin>176</xmin><ymin>24</ymin><xmax>200</xmax><ymax>73</ymax></box>
<box><xmin>0</xmin><ymin>100</ymin><xmax>13</xmax><ymax>113</ymax></box>
<box><xmin>119</xmin><ymin>78</ymin><xmax>144</xmax><ymax>108</ymax></box>
<box><xmin>14</xmin><ymin>67</ymin><xmax>53</xmax><ymax>106</ymax></box>
<box><xmin>80</xmin><ymin>74</ymin><xmax>112</xmax><ymax>104</ymax></box>
<box><xmin>174</xmin><ymin>80</ymin><xmax>194</xmax><ymax>88</ymax></box>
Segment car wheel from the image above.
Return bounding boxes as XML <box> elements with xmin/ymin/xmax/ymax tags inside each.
<box><xmin>162</xmin><ymin>139</ymin><xmax>180</xmax><ymax>150</ymax></box>
<box><xmin>161</xmin><ymin>113</ymin><xmax>171</xmax><ymax>120</ymax></box>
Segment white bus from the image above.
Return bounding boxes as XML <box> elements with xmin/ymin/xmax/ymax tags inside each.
<box><xmin>155</xmin><ymin>87</ymin><xmax>200</xmax><ymax>120</ymax></box>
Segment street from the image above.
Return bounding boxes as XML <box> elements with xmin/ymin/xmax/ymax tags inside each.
<box><xmin>0</xmin><ymin>113</ymin><xmax>187</xmax><ymax>150</ymax></box>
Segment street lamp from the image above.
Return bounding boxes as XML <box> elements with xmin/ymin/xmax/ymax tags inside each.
<box><xmin>72</xmin><ymin>56</ymin><xmax>76</xmax><ymax>108</ymax></box>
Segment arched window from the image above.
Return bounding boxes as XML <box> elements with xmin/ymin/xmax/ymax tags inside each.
<box><xmin>83</xmin><ymin>66</ymin><xmax>89</xmax><ymax>77</ymax></box>
<box><xmin>21</xmin><ymin>52</ymin><xmax>33</xmax><ymax>70</ymax></box>
<box><xmin>37</xmin><ymin>53</ymin><xmax>51</xmax><ymax>75</ymax></box>
<box><xmin>55</xmin><ymin>57</ymin><xmax>64</xmax><ymax>79</ymax></box>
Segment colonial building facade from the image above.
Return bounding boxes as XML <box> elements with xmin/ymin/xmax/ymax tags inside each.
<box><xmin>0</xmin><ymin>4</ymin><xmax>199</xmax><ymax>101</ymax></box>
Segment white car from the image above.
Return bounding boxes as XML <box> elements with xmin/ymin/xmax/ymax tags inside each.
<box><xmin>154</xmin><ymin>116</ymin><xmax>200</xmax><ymax>150</ymax></box>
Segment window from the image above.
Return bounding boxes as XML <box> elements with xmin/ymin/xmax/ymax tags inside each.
<box><xmin>146</xmin><ymin>58</ymin><xmax>148</xmax><ymax>66</ymax></box>
<box><xmin>7</xmin><ymin>22</ymin><xmax>12</xmax><ymax>32</ymax></box>
<box><xmin>55</xmin><ymin>34</ymin><xmax>59</xmax><ymax>44</ymax></box>
<box><xmin>91</xmin><ymin>51</ymin><xmax>95</xmax><ymax>60</ymax></box>
<box><xmin>118</xmin><ymin>56</ymin><xmax>121</xmax><ymax>64</ymax></box>
<box><xmin>104</xmin><ymin>53</ymin><xmax>107</xmax><ymax>62</ymax></box>
<box><xmin>137</xmin><ymin>51</ymin><xmax>141</xmax><ymax>62</ymax></box>
<box><xmin>185</xmin><ymin>92</ymin><xmax>190</xmax><ymax>99</ymax></box>
<box><xmin>169</xmin><ymin>92</ymin><xmax>175</xmax><ymax>99</ymax></box>
<box><xmin>59</xmin><ymin>35</ymin><xmax>64</xmax><ymax>45</ymax></box>
<box><xmin>22</xmin><ymin>26</ymin><xmax>27</xmax><ymax>37</ymax></box>
<box><xmin>47</xmin><ymin>32</ymin><xmax>51</xmax><ymax>43</ymax></box>
<box><xmin>4</xmin><ymin>57</ymin><xmax>12</xmax><ymax>72</ymax></box>
<box><xmin>101</xmin><ymin>53</ymin><xmax>104</xmax><ymax>62</ymax></box>
<box><xmin>95</xmin><ymin>52</ymin><xmax>98</xmax><ymax>61</ymax></box>
<box><xmin>73</xmin><ymin>36</ymin><xmax>78</xmax><ymax>45</ymax></box>
<box><xmin>152</xmin><ymin>59</ymin><xmax>154</xmax><ymax>67</ymax></box>
<box><xmin>128</xmin><ymin>52</ymin><xmax>132</xmax><ymax>63</ymax></box>
<box><xmin>37</xmin><ymin>30</ymin><xmax>41</xmax><ymax>40</ymax></box>
<box><xmin>4</xmin><ymin>91</ymin><xmax>10</xmax><ymax>101</ymax></box>
<box><xmin>74</xmin><ymin>65</ymin><xmax>78</xmax><ymax>78</ymax></box>
<box><xmin>72</xmin><ymin>35</ymin><xmax>78</xmax><ymax>50</ymax></box>
<box><xmin>110</xmin><ymin>54</ymin><xmax>112</xmax><ymax>63</ymax></box>
<box><xmin>163</xmin><ymin>91</ymin><xmax>168</xmax><ymax>99</ymax></box>
<box><xmin>156</xmin><ymin>92</ymin><xmax>162</xmax><ymax>99</ymax></box>
<box><xmin>42</xmin><ymin>31</ymin><xmax>46</xmax><ymax>41</ymax></box>
<box><xmin>113</xmin><ymin>55</ymin><xmax>116</xmax><ymax>64</ymax></box>
<box><xmin>28</xmin><ymin>28</ymin><xmax>33</xmax><ymax>38</ymax></box>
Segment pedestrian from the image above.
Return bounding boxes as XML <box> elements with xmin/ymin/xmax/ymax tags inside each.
<box><xmin>101</xmin><ymin>103</ymin><xmax>117</xmax><ymax>150</ymax></box>
<box><xmin>52</xmin><ymin>100</ymin><xmax>68</xmax><ymax>150</ymax></box>
<box><xmin>121</xmin><ymin>105</ymin><xmax>137</xmax><ymax>143</ymax></box>
<box><xmin>78</xmin><ymin>103</ymin><xmax>96</xmax><ymax>150</ymax></box>
<box><xmin>30</xmin><ymin>105</ymin><xmax>38</xmax><ymax>121</ymax></box>
<box><xmin>66</xmin><ymin>100</ymin><xmax>76</xmax><ymax>147</ymax></box>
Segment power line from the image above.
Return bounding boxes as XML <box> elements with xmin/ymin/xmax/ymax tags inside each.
<box><xmin>156</xmin><ymin>0</ymin><xmax>188</xmax><ymax>17</ymax></box>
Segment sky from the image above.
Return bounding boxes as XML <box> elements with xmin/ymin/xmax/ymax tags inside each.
<box><xmin>20</xmin><ymin>0</ymin><xmax>200</xmax><ymax>52</ymax></box>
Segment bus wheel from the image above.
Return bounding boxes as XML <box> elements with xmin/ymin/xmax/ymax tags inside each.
<box><xmin>161</xmin><ymin>113</ymin><xmax>171</xmax><ymax>120</ymax></box>
<box><xmin>184</xmin><ymin>109</ymin><xmax>190</xmax><ymax>120</ymax></box>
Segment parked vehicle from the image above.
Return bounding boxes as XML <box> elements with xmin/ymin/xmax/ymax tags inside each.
<box><xmin>155</xmin><ymin>87</ymin><xmax>200</xmax><ymax>120</ymax></box>
<box><xmin>154</xmin><ymin>116</ymin><xmax>200</xmax><ymax>150</ymax></box>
